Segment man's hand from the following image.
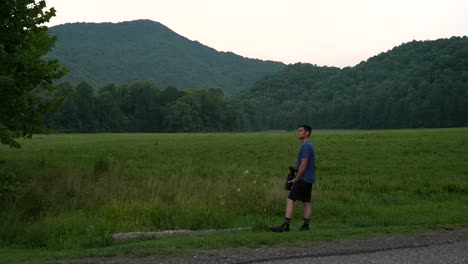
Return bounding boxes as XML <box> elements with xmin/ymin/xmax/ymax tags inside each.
<box><xmin>288</xmin><ymin>178</ymin><xmax>299</xmax><ymax>185</ymax></box>
<box><xmin>290</xmin><ymin>158</ymin><xmax>308</xmax><ymax>185</ymax></box>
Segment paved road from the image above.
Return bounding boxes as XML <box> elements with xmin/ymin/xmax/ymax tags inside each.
<box><xmin>259</xmin><ymin>240</ymin><xmax>468</xmax><ymax>264</ymax></box>
<box><xmin>58</xmin><ymin>228</ymin><xmax>468</xmax><ymax>264</ymax></box>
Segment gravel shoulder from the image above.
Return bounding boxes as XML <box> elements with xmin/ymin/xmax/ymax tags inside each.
<box><xmin>56</xmin><ymin>228</ymin><xmax>468</xmax><ymax>264</ymax></box>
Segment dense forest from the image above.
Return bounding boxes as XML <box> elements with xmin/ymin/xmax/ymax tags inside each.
<box><xmin>44</xmin><ymin>82</ymin><xmax>246</xmax><ymax>132</ymax></box>
<box><xmin>48</xmin><ymin>20</ymin><xmax>285</xmax><ymax>95</ymax></box>
<box><xmin>240</xmin><ymin>36</ymin><xmax>468</xmax><ymax>130</ymax></box>
<box><xmin>45</xmin><ymin>36</ymin><xmax>468</xmax><ymax>132</ymax></box>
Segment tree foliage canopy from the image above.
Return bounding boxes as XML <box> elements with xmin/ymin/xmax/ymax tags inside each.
<box><xmin>0</xmin><ymin>0</ymin><xmax>66</xmax><ymax>147</ymax></box>
<box><xmin>43</xmin><ymin>37</ymin><xmax>468</xmax><ymax>133</ymax></box>
<box><xmin>44</xmin><ymin>82</ymin><xmax>244</xmax><ymax>133</ymax></box>
<box><xmin>239</xmin><ymin>37</ymin><xmax>468</xmax><ymax>130</ymax></box>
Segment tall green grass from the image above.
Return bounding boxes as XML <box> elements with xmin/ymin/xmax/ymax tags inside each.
<box><xmin>0</xmin><ymin>128</ymin><xmax>467</xmax><ymax>253</ymax></box>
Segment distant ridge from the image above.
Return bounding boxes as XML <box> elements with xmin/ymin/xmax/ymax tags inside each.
<box><xmin>240</xmin><ymin>36</ymin><xmax>468</xmax><ymax>129</ymax></box>
<box><xmin>48</xmin><ymin>19</ymin><xmax>285</xmax><ymax>94</ymax></box>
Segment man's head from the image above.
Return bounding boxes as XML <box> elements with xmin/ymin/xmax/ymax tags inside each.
<box><xmin>297</xmin><ymin>125</ymin><xmax>312</xmax><ymax>140</ymax></box>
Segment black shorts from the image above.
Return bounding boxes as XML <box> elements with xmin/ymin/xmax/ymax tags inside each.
<box><xmin>288</xmin><ymin>180</ymin><xmax>313</xmax><ymax>202</ymax></box>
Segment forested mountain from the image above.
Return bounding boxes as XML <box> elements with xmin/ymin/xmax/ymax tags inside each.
<box><xmin>240</xmin><ymin>36</ymin><xmax>468</xmax><ymax>130</ymax></box>
<box><xmin>48</xmin><ymin>20</ymin><xmax>285</xmax><ymax>94</ymax></box>
<box><xmin>45</xmin><ymin>37</ymin><xmax>468</xmax><ymax>132</ymax></box>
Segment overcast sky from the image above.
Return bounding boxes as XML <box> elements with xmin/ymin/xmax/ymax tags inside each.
<box><xmin>46</xmin><ymin>0</ymin><xmax>468</xmax><ymax>68</ymax></box>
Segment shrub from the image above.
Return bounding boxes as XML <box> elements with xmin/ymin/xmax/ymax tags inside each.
<box><xmin>0</xmin><ymin>168</ymin><xmax>20</xmax><ymax>208</ymax></box>
<box><xmin>15</xmin><ymin>183</ymin><xmax>46</xmax><ymax>221</ymax></box>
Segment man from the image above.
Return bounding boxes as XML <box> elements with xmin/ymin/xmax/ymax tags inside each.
<box><xmin>271</xmin><ymin>125</ymin><xmax>315</xmax><ymax>232</ymax></box>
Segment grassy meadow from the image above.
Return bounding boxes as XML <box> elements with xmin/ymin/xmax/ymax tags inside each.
<box><xmin>0</xmin><ymin>128</ymin><xmax>467</xmax><ymax>262</ymax></box>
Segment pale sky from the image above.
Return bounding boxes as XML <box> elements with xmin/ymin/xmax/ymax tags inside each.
<box><xmin>46</xmin><ymin>0</ymin><xmax>468</xmax><ymax>68</ymax></box>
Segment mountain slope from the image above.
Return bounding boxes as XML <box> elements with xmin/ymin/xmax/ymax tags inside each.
<box><xmin>240</xmin><ymin>36</ymin><xmax>468</xmax><ymax>129</ymax></box>
<box><xmin>48</xmin><ymin>20</ymin><xmax>285</xmax><ymax>94</ymax></box>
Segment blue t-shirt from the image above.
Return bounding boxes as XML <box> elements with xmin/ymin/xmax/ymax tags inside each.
<box><xmin>296</xmin><ymin>140</ymin><xmax>315</xmax><ymax>184</ymax></box>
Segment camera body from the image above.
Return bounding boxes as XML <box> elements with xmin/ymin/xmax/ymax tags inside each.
<box><xmin>285</xmin><ymin>166</ymin><xmax>297</xmax><ymax>190</ymax></box>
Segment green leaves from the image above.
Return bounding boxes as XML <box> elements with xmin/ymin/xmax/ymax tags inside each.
<box><xmin>0</xmin><ymin>0</ymin><xmax>66</xmax><ymax>148</ymax></box>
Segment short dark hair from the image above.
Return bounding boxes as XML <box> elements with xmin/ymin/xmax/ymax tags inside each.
<box><xmin>298</xmin><ymin>125</ymin><xmax>312</xmax><ymax>136</ymax></box>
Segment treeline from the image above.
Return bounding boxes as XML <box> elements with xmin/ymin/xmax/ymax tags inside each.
<box><xmin>240</xmin><ymin>37</ymin><xmax>468</xmax><ymax>130</ymax></box>
<box><xmin>44</xmin><ymin>82</ymin><xmax>246</xmax><ymax>133</ymax></box>
<box><xmin>45</xmin><ymin>37</ymin><xmax>468</xmax><ymax>132</ymax></box>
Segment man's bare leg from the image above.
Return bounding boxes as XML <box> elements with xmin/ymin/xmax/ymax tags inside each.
<box><xmin>285</xmin><ymin>198</ymin><xmax>295</xmax><ymax>219</ymax></box>
<box><xmin>271</xmin><ymin>198</ymin><xmax>295</xmax><ymax>232</ymax></box>
<box><xmin>303</xmin><ymin>202</ymin><xmax>311</xmax><ymax>219</ymax></box>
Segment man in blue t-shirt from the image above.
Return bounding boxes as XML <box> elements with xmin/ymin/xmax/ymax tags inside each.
<box><xmin>271</xmin><ymin>125</ymin><xmax>315</xmax><ymax>232</ymax></box>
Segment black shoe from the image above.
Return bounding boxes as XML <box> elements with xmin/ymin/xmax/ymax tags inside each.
<box><xmin>299</xmin><ymin>224</ymin><xmax>309</xmax><ymax>231</ymax></box>
<box><xmin>271</xmin><ymin>223</ymin><xmax>290</xmax><ymax>233</ymax></box>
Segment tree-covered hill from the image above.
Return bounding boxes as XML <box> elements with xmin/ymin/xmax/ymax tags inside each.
<box><xmin>240</xmin><ymin>36</ymin><xmax>468</xmax><ymax>130</ymax></box>
<box><xmin>48</xmin><ymin>20</ymin><xmax>285</xmax><ymax>94</ymax></box>
<box><xmin>44</xmin><ymin>36</ymin><xmax>468</xmax><ymax>132</ymax></box>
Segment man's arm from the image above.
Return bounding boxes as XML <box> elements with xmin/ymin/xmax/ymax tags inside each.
<box><xmin>289</xmin><ymin>158</ymin><xmax>308</xmax><ymax>184</ymax></box>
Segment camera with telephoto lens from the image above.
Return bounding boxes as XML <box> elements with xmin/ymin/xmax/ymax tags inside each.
<box><xmin>285</xmin><ymin>166</ymin><xmax>297</xmax><ymax>190</ymax></box>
